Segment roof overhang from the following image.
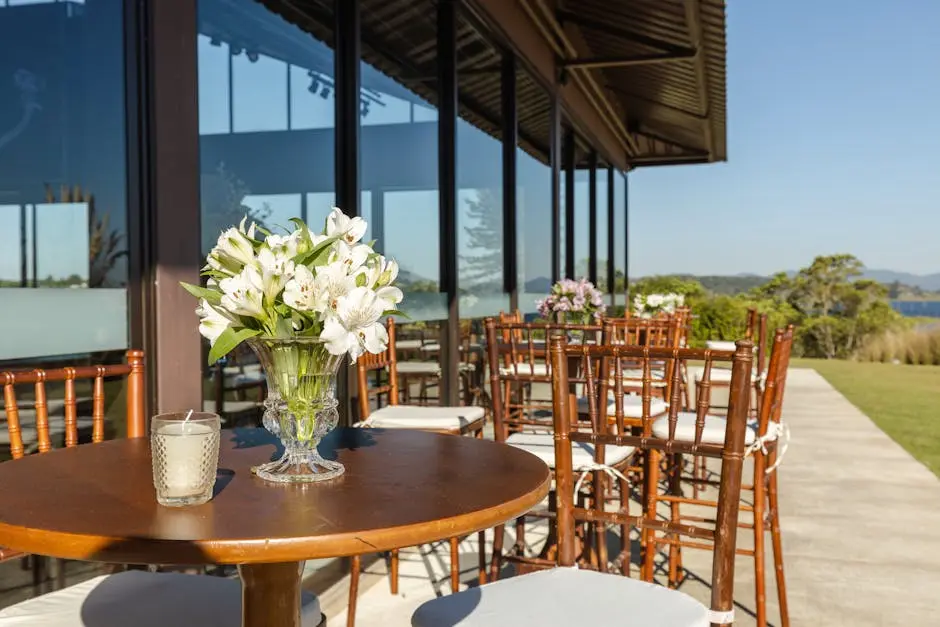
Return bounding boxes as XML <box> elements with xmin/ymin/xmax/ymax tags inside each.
<box><xmin>471</xmin><ymin>0</ymin><xmax>727</xmax><ymax>169</ymax></box>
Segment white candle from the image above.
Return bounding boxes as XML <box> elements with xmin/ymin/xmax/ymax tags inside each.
<box><xmin>156</xmin><ymin>422</ymin><xmax>217</xmax><ymax>498</ymax></box>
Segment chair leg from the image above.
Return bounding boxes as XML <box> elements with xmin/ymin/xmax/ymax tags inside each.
<box><xmin>642</xmin><ymin>449</ymin><xmax>661</xmax><ymax>581</ymax></box>
<box><xmin>667</xmin><ymin>454</ymin><xmax>683</xmax><ymax>588</ymax></box>
<box><xmin>449</xmin><ymin>537</ymin><xmax>461</xmax><ymax>593</ymax></box>
<box><xmin>31</xmin><ymin>555</ymin><xmax>47</xmax><ymax>593</ymax></box>
<box><xmin>55</xmin><ymin>558</ymin><xmax>67</xmax><ymax>590</ymax></box>
<box><xmin>514</xmin><ymin>515</ymin><xmax>526</xmax><ymax>556</ymax></box>
<box><xmin>769</xmin><ymin>466</ymin><xmax>790</xmax><ymax>627</ymax></box>
<box><xmin>753</xmin><ymin>455</ymin><xmax>768</xmax><ymax>627</ymax></box>
<box><xmin>347</xmin><ymin>556</ymin><xmax>360</xmax><ymax>627</ymax></box>
<box><xmin>619</xmin><ymin>476</ymin><xmax>631</xmax><ymax>576</ymax></box>
<box><xmin>389</xmin><ymin>549</ymin><xmax>399</xmax><ymax>595</ymax></box>
<box><xmin>489</xmin><ymin>524</ymin><xmax>505</xmax><ymax>582</ymax></box>
<box><xmin>477</xmin><ymin>530</ymin><xmax>487</xmax><ymax>585</ymax></box>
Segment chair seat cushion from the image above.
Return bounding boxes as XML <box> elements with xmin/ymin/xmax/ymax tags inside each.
<box><xmin>498</xmin><ymin>363</ymin><xmax>549</xmax><ymax>377</ymax></box>
<box><xmin>575</xmin><ymin>394</ymin><xmax>667</xmax><ymax>418</ymax></box>
<box><xmin>358</xmin><ymin>405</ymin><xmax>485</xmax><ymax>430</ymax></box>
<box><xmin>0</xmin><ymin>570</ymin><xmax>322</xmax><ymax>627</ymax></box>
<box><xmin>397</xmin><ymin>361</ymin><xmax>443</xmax><ymax>375</ymax></box>
<box><xmin>505</xmin><ymin>433</ymin><xmax>634</xmax><ymax>470</ymax></box>
<box><xmin>705</xmin><ymin>340</ymin><xmax>737</xmax><ymax>352</ymax></box>
<box><xmin>651</xmin><ymin>412</ymin><xmax>756</xmax><ymax>446</ymax></box>
<box><xmin>411</xmin><ymin>567</ymin><xmax>708</xmax><ymax>627</ymax></box>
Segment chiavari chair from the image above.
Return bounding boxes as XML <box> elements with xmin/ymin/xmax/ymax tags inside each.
<box><xmin>654</xmin><ymin>326</ymin><xmax>794</xmax><ymax>627</ymax></box>
<box><xmin>349</xmin><ymin>318</ymin><xmax>486</xmax><ymax>627</ymax></box>
<box><xmin>411</xmin><ymin>336</ymin><xmax>754</xmax><ymax>627</ymax></box>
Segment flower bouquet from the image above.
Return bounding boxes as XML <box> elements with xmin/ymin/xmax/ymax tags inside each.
<box><xmin>631</xmin><ymin>292</ymin><xmax>684</xmax><ymax>318</ymax></box>
<box><xmin>537</xmin><ymin>278</ymin><xmax>607</xmax><ymax>326</ymax></box>
<box><xmin>182</xmin><ymin>208</ymin><xmax>403</xmax><ymax>483</ymax></box>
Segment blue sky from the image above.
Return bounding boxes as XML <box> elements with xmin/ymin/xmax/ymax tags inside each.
<box><xmin>629</xmin><ymin>0</ymin><xmax>940</xmax><ymax>277</ymax></box>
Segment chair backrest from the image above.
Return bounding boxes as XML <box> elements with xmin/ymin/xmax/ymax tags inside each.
<box><xmin>356</xmin><ymin>318</ymin><xmax>400</xmax><ymax>420</ymax></box>
<box><xmin>484</xmin><ymin>318</ymin><xmax>601</xmax><ymax>441</ymax></box>
<box><xmin>549</xmin><ymin>337</ymin><xmax>753</xmax><ymax>619</ymax></box>
<box><xmin>1</xmin><ymin>350</ymin><xmax>146</xmax><ymax>459</ymax></box>
<box><xmin>755</xmin><ymin>326</ymin><xmax>795</xmax><ymax>439</ymax></box>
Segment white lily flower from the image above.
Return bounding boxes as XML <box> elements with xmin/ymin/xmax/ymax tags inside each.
<box><xmin>215</xmin><ymin>225</ymin><xmax>256</xmax><ymax>267</ymax></box>
<box><xmin>375</xmin><ymin>285</ymin><xmax>403</xmax><ymax>310</ymax></box>
<box><xmin>256</xmin><ymin>247</ymin><xmax>295</xmax><ymax>302</ymax></box>
<box><xmin>320</xmin><ymin>287</ymin><xmax>388</xmax><ymax>360</ymax></box>
<box><xmin>312</xmin><ymin>262</ymin><xmax>358</xmax><ymax>314</ymax></box>
<box><xmin>283</xmin><ymin>265</ymin><xmax>316</xmax><ymax>312</ymax></box>
<box><xmin>265</xmin><ymin>232</ymin><xmax>302</xmax><ymax>259</ymax></box>
<box><xmin>238</xmin><ymin>216</ymin><xmax>257</xmax><ymax>240</ymax></box>
<box><xmin>326</xmin><ymin>207</ymin><xmax>368</xmax><ymax>245</ymax></box>
<box><xmin>195</xmin><ymin>299</ymin><xmax>232</xmax><ymax>344</ymax></box>
<box><xmin>219</xmin><ymin>265</ymin><xmax>265</xmax><ymax>319</ymax></box>
<box><xmin>330</xmin><ymin>240</ymin><xmax>371</xmax><ymax>273</ymax></box>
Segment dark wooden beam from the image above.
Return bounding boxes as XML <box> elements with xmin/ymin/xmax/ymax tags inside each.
<box><xmin>557</xmin><ymin>9</ymin><xmax>697</xmax><ymax>58</ymax></box>
<box><xmin>683</xmin><ymin>0</ymin><xmax>714</xmax><ymax>159</ymax></box>
<box><xmin>561</xmin><ymin>51</ymin><xmax>696</xmax><ymax>70</ymax></box>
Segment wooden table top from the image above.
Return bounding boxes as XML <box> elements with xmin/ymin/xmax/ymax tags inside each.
<box><xmin>0</xmin><ymin>428</ymin><xmax>550</xmax><ymax>565</ymax></box>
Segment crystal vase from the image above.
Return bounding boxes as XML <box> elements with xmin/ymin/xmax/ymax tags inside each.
<box><xmin>246</xmin><ymin>337</ymin><xmax>345</xmax><ymax>483</ymax></box>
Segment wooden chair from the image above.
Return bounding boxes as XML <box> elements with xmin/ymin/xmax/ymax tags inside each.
<box><xmin>348</xmin><ymin>318</ymin><xmax>486</xmax><ymax>627</ymax></box>
<box><xmin>0</xmin><ymin>351</ymin><xmax>325</xmax><ymax>625</ymax></box>
<box><xmin>657</xmin><ymin>326</ymin><xmax>795</xmax><ymax>627</ymax></box>
<box><xmin>484</xmin><ymin>318</ymin><xmax>624</xmax><ymax>581</ymax></box>
<box><xmin>411</xmin><ymin>336</ymin><xmax>755</xmax><ymax>627</ymax></box>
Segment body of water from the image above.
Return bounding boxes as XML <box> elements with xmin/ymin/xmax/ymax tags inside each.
<box><xmin>891</xmin><ymin>300</ymin><xmax>940</xmax><ymax>318</ymax></box>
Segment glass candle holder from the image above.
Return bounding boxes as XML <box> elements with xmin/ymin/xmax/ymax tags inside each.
<box><xmin>151</xmin><ymin>412</ymin><xmax>221</xmax><ymax>507</ymax></box>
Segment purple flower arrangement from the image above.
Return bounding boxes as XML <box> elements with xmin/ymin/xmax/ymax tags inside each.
<box><xmin>537</xmin><ymin>278</ymin><xmax>607</xmax><ymax>324</ymax></box>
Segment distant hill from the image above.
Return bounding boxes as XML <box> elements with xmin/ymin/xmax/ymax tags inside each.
<box><xmin>860</xmin><ymin>270</ymin><xmax>940</xmax><ymax>292</ymax></box>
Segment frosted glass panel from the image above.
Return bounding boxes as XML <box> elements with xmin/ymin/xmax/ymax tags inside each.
<box><xmin>0</xmin><ymin>289</ymin><xmax>127</xmax><ymax>360</ymax></box>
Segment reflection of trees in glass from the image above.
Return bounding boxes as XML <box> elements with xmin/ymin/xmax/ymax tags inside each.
<box><xmin>44</xmin><ymin>184</ymin><xmax>127</xmax><ymax>288</ymax></box>
<box><xmin>459</xmin><ymin>189</ymin><xmax>502</xmax><ymax>292</ymax></box>
<box><xmin>200</xmin><ymin>162</ymin><xmax>272</xmax><ymax>255</ymax></box>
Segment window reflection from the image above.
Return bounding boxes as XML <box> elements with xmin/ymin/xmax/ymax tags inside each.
<box><xmin>197</xmin><ymin>0</ymin><xmax>336</xmax><ymax>257</ymax></box>
<box><xmin>0</xmin><ymin>0</ymin><xmax>129</xmax><ymax>362</ymax></box>
<box><xmin>574</xmin><ymin>169</ymin><xmax>591</xmax><ymax>279</ymax></box>
<box><xmin>613</xmin><ymin>172</ymin><xmax>626</xmax><ymax>296</ymax></box>
<box><xmin>596</xmin><ymin>166</ymin><xmax>609</xmax><ymax>295</ymax></box>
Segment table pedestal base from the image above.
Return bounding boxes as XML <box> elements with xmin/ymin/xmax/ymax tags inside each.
<box><xmin>239</xmin><ymin>561</ymin><xmax>303</xmax><ymax>627</ymax></box>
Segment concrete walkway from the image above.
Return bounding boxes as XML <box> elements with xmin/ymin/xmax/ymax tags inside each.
<box><xmin>320</xmin><ymin>368</ymin><xmax>940</xmax><ymax>626</ymax></box>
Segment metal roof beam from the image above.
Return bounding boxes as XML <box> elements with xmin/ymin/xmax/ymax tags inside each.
<box><xmin>556</xmin><ymin>9</ymin><xmax>697</xmax><ymax>58</ymax></box>
<box><xmin>561</xmin><ymin>51</ymin><xmax>696</xmax><ymax>70</ymax></box>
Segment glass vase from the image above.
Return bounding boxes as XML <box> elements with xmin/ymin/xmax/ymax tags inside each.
<box><xmin>246</xmin><ymin>337</ymin><xmax>345</xmax><ymax>483</ymax></box>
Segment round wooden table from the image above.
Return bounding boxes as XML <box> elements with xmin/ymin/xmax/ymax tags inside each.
<box><xmin>0</xmin><ymin>427</ymin><xmax>550</xmax><ymax>627</ymax></box>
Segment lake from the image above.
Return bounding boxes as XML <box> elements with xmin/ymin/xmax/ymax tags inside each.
<box><xmin>891</xmin><ymin>301</ymin><xmax>940</xmax><ymax>318</ymax></box>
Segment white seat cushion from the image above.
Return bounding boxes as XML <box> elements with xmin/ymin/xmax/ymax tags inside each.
<box><xmin>358</xmin><ymin>404</ymin><xmax>485</xmax><ymax>430</ymax></box>
<box><xmin>576</xmin><ymin>394</ymin><xmax>667</xmax><ymax>418</ymax></box>
<box><xmin>411</xmin><ymin>567</ymin><xmax>708</xmax><ymax>627</ymax></box>
<box><xmin>651</xmin><ymin>412</ymin><xmax>756</xmax><ymax>446</ymax></box>
<box><xmin>694</xmin><ymin>367</ymin><xmax>733</xmax><ymax>383</ymax></box>
<box><xmin>506</xmin><ymin>432</ymin><xmax>634</xmax><ymax>470</ymax></box>
<box><xmin>0</xmin><ymin>570</ymin><xmax>322</xmax><ymax>627</ymax></box>
<box><xmin>617</xmin><ymin>370</ymin><xmax>667</xmax><ymax>387</ymax></box>
<box><xmin>705</xmin><ymin>340</ymin><xmax>737</xmax><ymax>352</ymax></box>
<box><xmin>397</xmin><ymin>361</ymin><xmax>442</xmax><ymax>375</ymax></box>
<box><xmin>498</xmin><ymin>363</ymin><xmax>549</xmax><ymax>377</ymax></box>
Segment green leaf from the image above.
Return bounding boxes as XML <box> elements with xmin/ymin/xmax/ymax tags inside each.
<box><xmin>297</xmin><ymin>234</ymin><xmax>340</xmax><ymax>267</ymax></box>
<box><xmin>180</xmin><ymin>282</ymin><xmax>222</xmax><ymax>305</ymax></box>
<box><xmin>355</xmin><ymin>273</ymin><xmax>367</xmax><ymax>287</ymax></box>
<box><xmin>383</xmin><ymin>309</ymin><xmax>411</xmax><ymax>319</ymax></box>
<box><xmin>208</xmin><ymin>327</ymin><xmax>262</xmax><ymax>365</ymax></box>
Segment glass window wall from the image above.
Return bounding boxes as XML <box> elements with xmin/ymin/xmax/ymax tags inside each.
<box><xmin>0</xmin><ymin>0</ymin><xmax>129</xmax><ymax>365</ymax></box>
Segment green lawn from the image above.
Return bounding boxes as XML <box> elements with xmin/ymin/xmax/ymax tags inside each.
<box><xmin>791</xmin><ymin>358</ymin><xmax>940</xmax><ymax>476</ymax></box>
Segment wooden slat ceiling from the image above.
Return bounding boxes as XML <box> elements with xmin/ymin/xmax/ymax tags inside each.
<box><xmin>556</xmin><ymin>0</ymin><xmax>727</xmax><ymax>166</ymax></box>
